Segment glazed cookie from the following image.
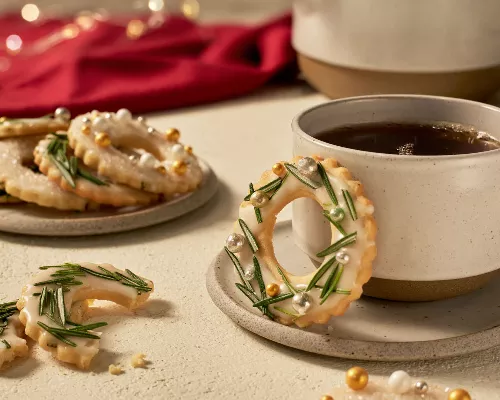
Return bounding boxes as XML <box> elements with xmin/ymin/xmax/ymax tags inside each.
<box><xmin>225</xmin><ymin>156</ymin><xmax>377</xmax><ymax>327</ymax></box>
<box><xmin>0</xmin><ymin>301</ymin><xmax>28</xmax><ymax>369</ymax></box>
<box><xmin>67</xmin><ymin>110</ymin><xmax>203</xmax><ymax>195</ymax></box>
<box><xmin>0</xmin><ymin>107</ymin><xmax>71</xmax><ymax>138</ymax></box>
<box><xmin>0</xmin><ymin>136</ymin><xmax>92</xmax><ymax>211</ymax></box>
<box><xmin>0</xmin><ymin>183</ymin><xmax>22</xmax><ymax>204</ymax></box>
<box><xmin>34</xmin><ymin>134</ymin><xmax>159</xmax><ymax>207</ymax></box>
<box><xmin>17</xmin><ymin>262</ymin><xmax>154</xmax><ymax>369</ymax></box>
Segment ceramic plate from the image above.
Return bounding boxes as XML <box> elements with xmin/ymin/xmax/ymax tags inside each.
<box><xmin>0</xmin><ymin>159</ymin><xmax>217</xmax><ymax>236</ymax></box>
<box><xmin>206</xmin><ymin>220</ymin><xmax>500</xmax><ymax>361</ymax></box>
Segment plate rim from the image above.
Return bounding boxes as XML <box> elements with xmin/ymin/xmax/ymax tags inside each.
<box><xmin>0</xmin><ymin>158</ymin><xmax>218</xmax><ymax>236</ymax></box>
<box><xmin>206</xmin><ymin>221</ymin><xmax>500</xmax><ymax>361</ymax></box>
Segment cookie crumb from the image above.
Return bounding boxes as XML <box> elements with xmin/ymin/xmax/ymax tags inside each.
<box><xmin>130</xmin><ymin>353</ymin><xmax>147</xmax><ymax>368</ymax></box>
<box><xmin>108</xmin><ymin>364</ymin><xmax>123</xmax><ymax>375</ymax></box>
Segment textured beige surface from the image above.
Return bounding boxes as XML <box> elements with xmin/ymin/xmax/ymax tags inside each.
<box><xmin>1</xmin><ymin>88</ymin><xmax>500</xmax><ymax>399</ymax></box>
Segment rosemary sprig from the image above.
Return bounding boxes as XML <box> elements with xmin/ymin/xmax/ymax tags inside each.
<box><xmin>238</xmin><ymin>219</ymin><xmax>259</xmax><ymax>253</ymax></box>
<box><xmin>235</xmin><ymin>284</ymin><xmax>274</xmax><ymax>320</ymax></box>
<box><xmin>284</xmin><ymin>163</ymin><xmax>322</xmax><ymax>189</ymax></box>
<box><xmin>38</xmin><ymin>322</ymin><xmax>77</xmax><ymax>347</ymax></box>
<box><xmin>306</xmin><ymin>256</ymin><xmax>336</xmax><ymax>291</ymax></box>
<box><xmin>38</xmin><ymin>287</ymin><xmax>47</xmax><ymax>316</ymax></box>
<box><xmin>48</xmin><ymin>289</ymin><xmax>55</xmax><ymax>318</ymax></box>
<box><xmin>248</xmin><ymin>183</ymin><xmax>263</xmax><ymax>224</ymax></box>
<box><xmin>320</xmin><ymin>265</ymin><xmax>344</xmax><ymax>304</ymax></box>
<box><xmin>2</xmin><ymin>339</ymin><xmax>11</xmax><ymax>349</ymax></box>
<box><xmin>252</xmin><ymin>256</ymin><xmax>266</xmax><ymax>298</ymax></box>
<box><xmin>275</xmin><ymin>264</ymin><xmax>295</xmax><ymax>294</ymax></box>
<box><xmin>43</xmin><ymin>312</ymin><xmax>65</xmax><ymax>328</ymax></box>
<box><xmin>323</xmin><ymin>210</ymin><xmax>347</xmax><ymax>236</ymax></box>
<box><xmin>80</xmin><ymin>266</ymin><xmax>119</xmax><ymax>281</ymax></box>
<box><xmin>48</xmin><ymin>154</ymin><xmax>76</xmax><ymax>188</ymax></box>
<box><xmin>34</xmin><ymin>277</ymin><xmax>80</xmax><ymax>286</ymax></box>
<box><xmin>317</xmin><ymin>162</ymin><xmax>338</xmax><ymax>205</ymax></box>
<box><xmin>253</xmin><ymin>293</ymin><xmax>293</xmax><ymax>308</ymax></box>
<box><xmin>125</xmin><ymin>269</ymin><xmax>149</xmax><ymax>287</ymax></box>
<box><xmin>273</xmin><ymin>307</ymin><xmax>300</xmax><ymax>318</ymax></box>
<box><xmin>77</xmin><ymin>168</ymin><xmax>107</xmax><ymax>186</ymax></box>
<box><xmin>268</xmin><ymin>173</ymin><xmax>288</xmax><ymax>200</ymax></box>
<box><xmin>225</xmin><ymin>247</ymin><xmax>253</xmax><ymax>292</ymax></box>
<box><xmin>244</xmin><ymin>178</ymin><xmax>282</xmax><ymax>201</ymax></box>
<box><xmin>316</xmin><ymin>232</ymin><xmax>357</xmax><ymax>258</ymax></box>
<box><xmin>335</xmin><ymin>289</ymin><xmax>351</xmax><ymax>295</ymax></box>
<box><xmin>69</xmin><ymin>156</ymin><xmax>78</xmax><ymax>177</ymax></box>
<box><xmin>342</xmin><ymin>189</ymin><xmax>358</xmax><ymax>221</ymax></box>
<box><xmin>56</xmin><ymin>287</ymin><xmax>66</xmax><ymax>325</ymax></box>
<box><xmin>69</xmin><ymin>322</ymin><xmax>107</xmax><ymax>332</ymax></box>
<box><xmin>320</xmin><ymin>264</ymin><xmax>338</xmax><ymax>298</ymax></box>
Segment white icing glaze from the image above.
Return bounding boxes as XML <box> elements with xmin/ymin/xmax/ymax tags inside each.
<box><xmin>68</xmin><ymin>112</ymin><xmax>203</xmax><ymax>194</ymax></box>
<box><xmin>235</xmin><ymin>160</ymin><xmax>376</xmax><ymax>326</ymax></box>
<box><xmin>17</xmin><ymin>262</ymin><xmax>154</xmax><ymax>369</ymax></box>
<box><xmin>0</xmin><ymin>314</ymin><xmax>28</xmax><ymax>369</ymax></box>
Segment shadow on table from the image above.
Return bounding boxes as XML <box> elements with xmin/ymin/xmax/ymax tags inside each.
<box><xmin>239</xmin><ymin>328</ymin><xmax>500</xmax><ymax>379</ymax></box>
<box><xmin>0</xmin><ymin>180</ymin><xmax>234</xmax><ymax>249</ymax></box>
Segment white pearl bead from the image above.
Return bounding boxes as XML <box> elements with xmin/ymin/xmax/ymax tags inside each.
<box><xmin>54</xmin><ymin>107</ymin><xmax>71</xmax><ymax>122</ymax></box>
<box><xmin>116</xmin><ymin>108</ymin><xmax>132</xmax><ymax>121</ymax></box>
<box><xmin>138</xmin><ymin>153</ymin><xmax>156</xmax><ymax>168</ymax></box>
<box><xmin>297</xmin><ymin>157</ymin><xmax>318</xmax><ymax>176</ymax></box>
<box><xmin>328</xmin><ymin>207</ymin><xmax>345</xmax><ymax>222</ymax></box>
<box><xmin>387</xmin><ymin>371</ymin><xmax>412</xmax><ymax>394</ymax></box>
<box><xmin>414</xmin><ymin>381</ymin><xmax>429</xmax><ymax>394</ymax></box>
<box><xmin>171</xmin><ymin>144</ymin><xmax>185</xmax><ymax>160</ymax></box>
<box><xmin>292</xmin><ymin>292</ymin><xmax>312</xmax><ymax>315</ymax></box>
<box><xmin>103</xmin><ymin>112</ymin><xmax>112</xmax><ymax>119</ymax></box>
<box><xmin>295</xmin><ymin>284</ymin><xmax>307</xmax><ymax>291</ymax></box>
<box><xmin>250</xmin><ymin>190</ymin><xmax>269</xmax><ymax>208</ymax></box>
<box><xmin>147</xmin><ymin>127</ymin><xmax>155</xmax><ymax>134</ymax></box>
<box><xmin>92</xmin><ymin>116</ymin><xmax>108</xmax><ymax>131</ymax></box>
<box><xmin>243</xmin><ymin>264</ymin><xmax>255</xmax><ymax>281</ymax></box>
<box><xmin>335</xmin><ymin>249</ymin><xmax>350</xmax><ymax>265</ymax></box>
<box><xmin>137</xmin><ymin>116</ymin><xmax>146</xmax><ymax>124</ymax></box>
<box><xmin>225</xmin><ymin>233</ymin><xmax>245</xmax><ymax>253</ymax></box>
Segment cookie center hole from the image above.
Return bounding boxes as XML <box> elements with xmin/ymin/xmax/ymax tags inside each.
<box><xmin>273</xmin><ymin>201</ymin><xmax>332</xmax><ymax>276</ymax></box>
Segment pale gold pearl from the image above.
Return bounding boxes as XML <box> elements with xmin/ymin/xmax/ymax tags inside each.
<box><xmin>165</xmin><ymin>128</ymin><xmax>180</xmax><ymax>142</ymax></box>
<box><xmin>0</xmin><ymin>117</ymin><xmax>6</xmax><ymax>123</ymax></box>
<box><xmin>266</xmin><ymin>283</ymin><xmax>280</xmax><ymax>297</ymax></box>
<box><xmin>184</xmin><ymin>145</ymin><xmax>193</xmax><ymax>155</ymax></box>
<box><xmin>172</xmin><ymin>160</ymin><xmax>187</xmax><ymax>175</ymax></box>
<box><xmin>272</xmin><ymin>162</ymin><xmax>285</xmax><ymax>177</ymax></box>
<box><xmin>320</xmin><ymin>396</ymin><xmax>333</xmax><ymax>400</ymax></box>
<box><xmin>81</xmin><ymin>125</ymin><xmax>91</xmax><ymax>135</ymax></box>
<box><xmin>448</xmin><ymin>389</ymin><xmax>472</xmax><ymax>400</ymax></box>
<box><xmin>156</xmin><ymin>165</ymin><xmax>167</xmax><ymax>175</ymax></box>
<box><xmin>345</xmin><ymin>367</ymin><xmax>369</xmax><ymax>391</ymax></box>
<box><xmin>94</xmin><ymin>132</ymin><xmax>111</xmax><ymax>147</ymax></box>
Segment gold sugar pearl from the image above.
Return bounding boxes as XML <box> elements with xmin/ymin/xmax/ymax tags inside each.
<box><xmin>272</xmin><ymin>162</ymin><xmax>285</xmax><ymax>177</ymax></box>
<box><xmin>165</xmin><ymin>128</ymin><xmax>180</xmax><ymax>142</ymax></box>
<box><xmin>184</xmin><ymin>145</ymin><xmax>193</xmax><ymax>155</ymax></box>
<box><xmin>156</xmin><ymin>165</ymin><xmax>167</xmax><ymax>175</ymax></box>
<box><xmin>320</xmin><ymin>396</ymin><xmax>333</xmax><ymax>400</ymax></box>
<box><xmin>172</xmin><ymin>160</ymin><xmax>187</xmax><ymax>175</ymax></box>
<box><xmin>94</xmin><ymin>132</ymin><xmax>111</xmax><ymax>147</ymax></box>
<box><xmin>81</xmin><ymin>125</ymin><xmax>91</xmax><ymax>135</ymax></box>
<box><xmin>266</xmin><ymin>283</ymin><xmax>280</xmax><ymax>297</ymax></box>
<box><xmin>345</xmin><ymin>367</ymin><xmax>369</xmax><ymax>391</ymax></box>
<box><xmin>0</xmin><ymin>116</ymin><xmax>6</xmax><ymax>123</ymax></box>
<box><xmin>448</xmin><ymin>389</ymin><xmax>472</xmax><ymax>400</ymax></box>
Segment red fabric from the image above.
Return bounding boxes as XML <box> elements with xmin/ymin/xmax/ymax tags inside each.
<box><xmin>0</xmin><ymin>14</ymin><xmax>296</xmax><ymax>117</ymax></box>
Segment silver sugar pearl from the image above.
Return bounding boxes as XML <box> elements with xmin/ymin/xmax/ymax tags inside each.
<box><xmin>243</xmin><ymin>264</ymin><xmax>255</xmax><ymax>281</ymax></box>
<box><xmin>171</xmin><ymin>143</ymin><xmax>186</xmax><ymax>160</ymax></box>
<box><xmin>297</xmin><ymin>157</ymin><xmax>318</xmax><ymax>176</ymax></box>
<box><xmin>329</xmin><ymin>207</ymin><xmax>345</xmax><ymax>222</ymax></box>
<box><xmin>81</xmin><ymin>116</ymin><xmax>91</xmax><ymax>125</ymax></box>
<box><xmin>335</xmin><ymin>249</ymin><xmax>350</xmax><ymax>265</ymax></box>
<box><xmin>92</xmin><ymin>116</ymin><xmax>108</xmax><ymax>131</ymax></box>
<box><xmin>54</xmin><ymin>107</ymin><xmax>71</xmax><ymax>122</ymax></box>
<box><xmin>414</xmin><ymin>381</ymin><xmax>429</xmax><ymax>394</ymax></box>
<box><xmin>225</xmin><ymin>233</ymin><xmax>245</xmax><ymax>253</ymax></box>
<box><xmin>147</xmin><ymin>126</ymin><xmax>155</xmax><ymax>134</ymax></box>
<box><xmin>103</xmin><ymin>112</ymin><xmax>112</xmax><ymax>119</ymax></box>
<box><xmin>128</xmin><ymin>154</ymin><xmax>137</xmax><ymax>162</ymax></box>
<box><xmin>137</xmin><ymin>116</ymin><xmax>147</xmax><ymax>124</ymax></box>
<box><xmin>249</xmin><ymin>190</ymin><xmax>269</xmax><ymax>208</ymax></box>
<box><xmin>116</xmin><ymin>108</ymin><xmax>132</xmax><ymax>121</ymax></box>
<box><xmin>292</xmin><ymin>292</ymin><xmax>312</xmax><ymax>315</ymax></box>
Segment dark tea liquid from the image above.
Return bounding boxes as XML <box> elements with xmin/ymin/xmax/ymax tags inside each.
<box><xmin>315</xmin><ymin>122</ymin><xmax>500</xmax><ymax>155</ymax></box>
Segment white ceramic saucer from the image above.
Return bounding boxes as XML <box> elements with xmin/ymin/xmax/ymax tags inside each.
<box><xmin>206</xmin><ymin>220</ymin><xmax>500</xmax><ymax>361</ymax></box>
<box><xmin>0</xmin><ymin>159</ymin><xmax>217</xmax><ymax>236</ymax></box>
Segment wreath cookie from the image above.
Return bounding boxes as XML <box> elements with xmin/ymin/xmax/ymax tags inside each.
<box><xmin>0</xmin><ymin>137</ymin><xmax>94</xmax><ymax>211</ymax></box>
<box><xmin>34</xmin><ymin>134</ymin><xmax>159</xmax><ymax>207</ymax></box>
<box><xmin>225</xmin><ymin>156</ymin><xmax>377</xmax><ymax>328</ymax></box>
<box><xmin>0</xmin><ymin>301</ymin><xmax>28</xmax><ymax>369</ymax></box>
<box><xmin>17</xmin><ymin>262</ymin><xmax>154</xmax><ymax>369</ymax></box>
<box><xmin>67</xmin><ymin>110</ymin><xmax>203</xmax><ymax>195</ymax></box>
<box><xmin>0</xmin><ymin>107</ymin><xmax>71</xmax><ymax>138</ymax></box>
<box><xmin>0</xmin><ymin>183</ymin><xmax>22</xmax><ymax>204</ymax></box>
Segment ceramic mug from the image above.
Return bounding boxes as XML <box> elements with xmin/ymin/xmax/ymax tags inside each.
<box><xmin>292</xmin><ymin>95</ymin><xmax>500</xmax><ymax>301</ymax></box>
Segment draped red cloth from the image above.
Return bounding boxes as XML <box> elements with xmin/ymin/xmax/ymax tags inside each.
<box><xmin>0</xmin><ymin>13</ymin><xmax>295</xmax><ymax>117</ymax></box>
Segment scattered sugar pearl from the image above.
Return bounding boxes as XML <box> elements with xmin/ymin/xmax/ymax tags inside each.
<box><xmin>138</xmin><ymin>153</ymin><xmax>156</xmax><ymax>168</ymax></box>
<box><xmin>92</xmin><ymin>116</ymin><xmax>108</xmax><ymax>131</ymax></box>
<box><xmin>116</xmin><ymin>108</ymin><xmax>132</xmax><ymax>121</ymax></box>
<box><xmin>171</xmin><ymin>143</ymin><xmax>186</xmax><ymax>160</ymax></box>
<box><xmin>387</xmin><ymin>370</ymin><xmax>412</xmax><ymax>394</ymax></box>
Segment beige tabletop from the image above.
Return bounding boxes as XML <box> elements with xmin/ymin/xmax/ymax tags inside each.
<box><xmin>1</xmin><ymin>2</ymin><xmax>500</xmax><ymax>399</ymax></box>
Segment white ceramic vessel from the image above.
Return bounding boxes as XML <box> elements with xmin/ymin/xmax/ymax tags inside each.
<box><xmin>292</xmin><ymin>95</ymin><xmax>500</xmax><ymax>300</ymax></box>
